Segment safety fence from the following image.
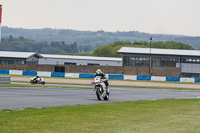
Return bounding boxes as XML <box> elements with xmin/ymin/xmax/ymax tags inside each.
<box><xmin>0</xmin><ymin>69</ymin><xmax>199</xmax><ymax>83</ymax></box>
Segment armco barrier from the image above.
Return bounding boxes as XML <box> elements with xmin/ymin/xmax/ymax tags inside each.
<box><xmin>0</xmin><ymin>69</ymin><xmax>199</xmax><ymax>83</ymax></box>
<box><xmin>166</xmin><ymin>77</ymin><xmax>180</xmax><ymax>82</ymax></box>
<box><xmin>137</xmin><ymin>76</ymin><xmax>151</xmax><ymax>81</ymax></box>
<box><xmin>79</xmin><ymin>73</ymin><xmax>94</xmax><ymax>78</ymax></box>
<box><xmin>23</xmin><ymin>71</ymin><xmax>37</xmax><ymax>76</ymax></box>
<box><xmin>0</xmin><ymin>70</ymin><xmax>9</xmax><ymax>74</ymax></box>
<box><xmin>109</xmin><ymin>74</ymin><xmax>124</xmax><ymax>80</ymax></box>
<box><xmin>51</xmin><ymin>72</ymin><xmax>65</xmax><ymax>77</ymax></box>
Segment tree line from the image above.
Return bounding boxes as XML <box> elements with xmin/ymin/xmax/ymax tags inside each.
<box><xmin>1</xmin><ymin>35</ymin><xmax>195</xmax><ymax>57</ymax></box>
<box><xmin>1</xmin><ymin>35</ymin><xmax>94</xmax><ymax>54</ymax></box>
<box><xmin>2</xmin><ymin>26</ymin><xmax>200</xmax><ymax>50</ymax></box>
<box><xmin>92</xmin><ymin>41</ymin><xmax>195</xmax><ymax>57</ymax></box>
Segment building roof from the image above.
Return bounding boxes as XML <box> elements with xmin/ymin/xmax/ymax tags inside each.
<box><xmin>40</xmin><ymin>54</ymin><xmax>122</xmax><ymax>62</ymax></box>
<box><xmin>117</xmin><ymin>47</ymin><xmax>200</xmax><ymax>57</ymax></box>
<box><xmin>0</xmin><ymin>51</ymin><xmax>41</xmax><ymax>58</ymax></box>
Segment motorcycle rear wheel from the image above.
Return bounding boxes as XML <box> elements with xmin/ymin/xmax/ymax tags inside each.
<box><xmin>103</xmin><ymin>93</ymin><xmax>109</xmax><ymax>100</ymax></box>
<box><xmin>42</xmin><ymin>81</ymin><xmax>45</xmax><ymax>85</ymax></box>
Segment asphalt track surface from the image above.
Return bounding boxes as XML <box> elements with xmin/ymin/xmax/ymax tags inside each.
<box><xmin>1</xmin><ymin>85</ymin><xmax>200</xmax><ymax>110</ymax></box>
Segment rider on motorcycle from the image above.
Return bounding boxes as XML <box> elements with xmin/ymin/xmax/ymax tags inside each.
<box><xmin>33</xmin><ymin>76</ymin><xmax>41</xmax><ymax>83</ymax></box>
<box><xmin>93</xmin><ymin>69</ymin><xmax>110</xmax><ymax>93</ymax></box>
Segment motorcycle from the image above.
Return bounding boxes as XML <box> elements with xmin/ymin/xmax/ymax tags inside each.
<box><xmin>91</xmin><ymin>76</ymin><xmax>109</xmax><ymax>100</ymax></box>
<box><xmin>30</xmin><ymin>77</ymin><xmax>45</xmax><ymax>85</ymax></box>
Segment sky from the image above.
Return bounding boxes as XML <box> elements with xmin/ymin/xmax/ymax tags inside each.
<box><xmin>0</xmin><ymin>0</ymin><xmax>200</xmax><ymax>36</ymax></box>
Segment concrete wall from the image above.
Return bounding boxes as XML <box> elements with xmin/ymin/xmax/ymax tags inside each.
<box><xmin>0</xmin><ymin>64</ymin><xmax>181</xmax><ymax>77</ymax></box>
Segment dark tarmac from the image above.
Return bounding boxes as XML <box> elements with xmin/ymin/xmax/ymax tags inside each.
<box><xmin>1</xmin><ymin>86</ymin><xmax>200</xmax><ymax>110</ymax></box>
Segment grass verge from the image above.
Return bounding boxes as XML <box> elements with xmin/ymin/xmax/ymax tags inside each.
<box><xmin>0</xmin><ymin>99</ymin><xmax>200</xmax><ymax>133</ymax></box>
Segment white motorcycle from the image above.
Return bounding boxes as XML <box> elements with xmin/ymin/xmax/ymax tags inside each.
<box><xmin>30</xmin><ymin>77</ymin><xmax>45</xmax><ymax>85</ymax></box>
<box><xmin>92</xmin><ymin>76</ymin><xmax>109</xmax><ymax>100</ymax></box>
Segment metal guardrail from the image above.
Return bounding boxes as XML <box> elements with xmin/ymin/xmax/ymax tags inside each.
<box><xmin>0</xmin><ymin>76</ymin><xmax>10</xmax><ymax>84</ymax></box>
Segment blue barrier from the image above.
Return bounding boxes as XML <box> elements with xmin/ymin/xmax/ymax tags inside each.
<box><xmin>0</xmin><ymin>70</ymin><xmax>9</xmax><ymax>74</ymax></box>
<box><xmin>79</xmin><ymin>73</ymin><xmax>94</xmax><ymax>78</ymax></box>
<box><xmin>51</xmin><ymin>72</ymin><xmax>65</xmax><ymax>77</ymax></box>
<box><xmin>166</xmin><ymin>77</ymin><xmax>180</xmax><ymax>82</ymax></box>
<box><xmin>0</xmin><ymin>69</ymin><xmax>197</xmax><ymax>83</ymax></box>
<box><xmin>108</xmin><ymin>74</ymin><xmax>124</xmax><ymax>80</ymax></box>
<box><xmin>23</xmin><ymin>71</ymin><xmax>37</xmax><ymax>76</ymax></box>
<box><xmin>195</xmin><ymin>78</ymin><xmax>200</xmax><ymax>83</ymax></box>
<box><xmin>137</xmin><ymin>76</ymin><xmax>151</xmax><ymax>80</ymax></box>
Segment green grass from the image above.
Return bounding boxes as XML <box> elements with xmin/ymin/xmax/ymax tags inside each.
<box><xmin>0</xmin><ymin>99</ymin><xmax>200</xmax><ymax>133</ymax></box>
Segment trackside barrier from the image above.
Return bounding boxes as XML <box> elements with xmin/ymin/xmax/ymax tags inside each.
<box><xmin>166</xmin><ymin>77</ymin><xmax>180</xmax><ymax>82</ymax></box>
<box><xmin>23</xmin><ymin>71</ymin><xmax>37</xmax><ymax>76</ymax></box>
<box><xmin>137</xmin><ymin>76</ymin><xmax>151</xmax><ymax>81</ymax></box>
<box><xmin>0</xmin><ymin>70</ymin><xmax>9</xmax><ymax>74</ymax></box>
<box><xmin>10</xmin><ymin>70</ymin><xmax>23</xmax><ymax>75</ymax></box>
<box><xmin>195</xmin><ymin>78</ymin><xmax>200</xmax><ymax>83</ymax></box>
<box><xmin>51</xmin><ymin>72</ymin><xmax>65</xmax><ymax>77</ymax></box>
<box><xmin>65</xmin><ymin>73</ymin><xmax>79</xmax><ymax>78</ymax></box>
<box><xmin>151</xmin><ymin>76</ymin><xmax>165</xmax><ymax>81</ymax></box>
<box><xmin>109</xmin><ymin>74</ymin><xmax>124</xmax><ymax>80</ymax></box>
<box><xmin>180</xmin><ymin>78</ymin><xmax>195</xmax><ymax>83</ymax></box>
<box><xmin>79</xmin><ymin>73</ymin><xmax>94</xmax><ymax>78</ymax></box>
<box><xmin>1</xmin><ymin>69</ymin><xmax>200</xmax><ymax>83</ymax></box>
<box><xmin>37</xmin><ymin>71</ymin><xmax>51</xmax><ymax>77</ymax></box>
<box><xmin>124</xmin><ymin>75</ymin><xmax>137</xmax><ymax>80</ymax></box>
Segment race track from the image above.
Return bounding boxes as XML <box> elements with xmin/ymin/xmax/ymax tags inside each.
<box><xmin>1</xmin><ymin>86</ymin><xmax>200</xmax><ymax>110</ymax></box>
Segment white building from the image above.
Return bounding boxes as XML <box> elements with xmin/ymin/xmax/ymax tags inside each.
<box><xmin>38</xmin><ymin>54</ymin><xmax>122</xmax><ymax>66</ymax></box>
<box><xmin>0</xmin><ymin>51</ymin><xmax>41</xmax><ymax>64</ymax></box>
<box><xmin>0</xmin><ymin>51</ymin><xmax>122</xmax><ymax>66</ymax></box>
<box><xmin>117</xmin><ymin>47</ymin><xmax>200</xmax><ymax>78</ymax></box>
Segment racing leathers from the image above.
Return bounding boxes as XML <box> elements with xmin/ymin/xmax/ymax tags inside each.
<box><xmin>93</xmin><ymin>72</ymin><xmax>109</xmax><ymax>93</ymax></box>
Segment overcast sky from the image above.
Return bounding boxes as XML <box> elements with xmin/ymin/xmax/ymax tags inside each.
<box><xmin>1</xmin><ymin>0</ymin><xmax>200</xmax><ymax>36</ymax></box>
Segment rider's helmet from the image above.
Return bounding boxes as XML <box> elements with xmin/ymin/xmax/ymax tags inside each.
<box><xmin>36</xmin><ymin>76</ymin><xmax>39</xmax><ymax>78</ymax></box>
<box><xmin>96</xmin><ymin>69</ymin><xmax>102</xmax><ymax>75</ymax></box>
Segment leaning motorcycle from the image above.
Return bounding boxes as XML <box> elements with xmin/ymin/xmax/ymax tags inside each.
<box><xmin>92</xmin><ymin>76</ymin><xmax>109</xmax><ymax>100</ymax></box>
<box><xmin>30</xmin><ymin>77</ymin><xmax>45</xmax><ymax>85</ymax></box>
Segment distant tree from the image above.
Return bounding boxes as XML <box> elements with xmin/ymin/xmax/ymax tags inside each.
<box><xmin>70</xmin><ymin>42</ymin><xmax>78</xmax><ymax>53</ymax></box>
<box><xmin>18</xmin><ymin>36</ymin><xmax>25</xmax><ymax>40</ymax></box>
<box><xmin>9</xmin><ymin>35</ymin><xmax>13</xmax><ymax>42</ymax></box>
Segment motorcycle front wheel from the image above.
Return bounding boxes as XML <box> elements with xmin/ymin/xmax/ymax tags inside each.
<box><xmin>96</xmin><ymin>86</ymin><xmax>103</xmax><ymax>100</ymax></box>
<box><xmin>30</xmin><ymin>80</ymin><xmax>34</xmax><ymax>85</ymax></box>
